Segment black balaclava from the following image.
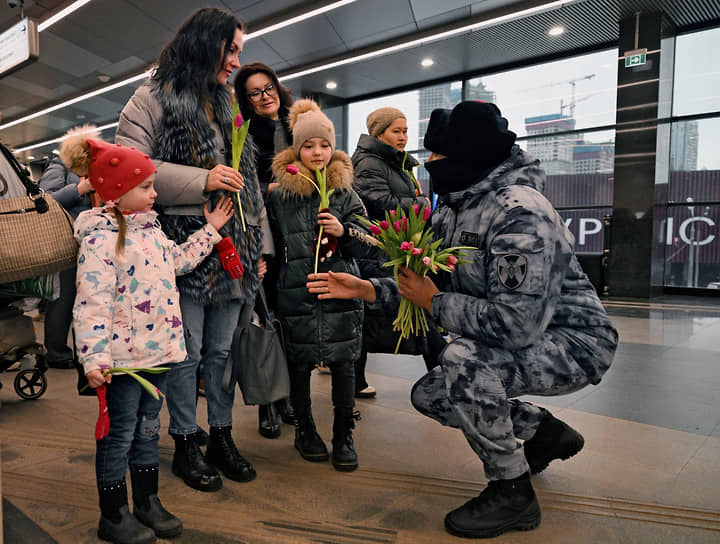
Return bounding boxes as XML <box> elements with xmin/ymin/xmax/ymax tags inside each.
<box><xmin>423</xmin><ymin>101</ymin><xmax>516</xmax><ymax>195</ymax></box>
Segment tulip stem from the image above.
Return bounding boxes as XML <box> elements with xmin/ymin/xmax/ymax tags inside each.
<box><xmin>314</xmin><ymin>225</ymin><xmax>323</xmax><ymax>275</ymax></box>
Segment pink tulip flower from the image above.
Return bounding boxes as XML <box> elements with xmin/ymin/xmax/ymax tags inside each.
<box><xmin>393</xmin><ymin>220</ymin><xmax>401</xmax><ymax>233</ymax></box>
<box><xmin>379</xmin><ymin>220</ymin><xmax>390</xmax><ymax>230</ymax></box>
<box><xmin>234</xmin><ymin>114</ymin><xmax>244</xmax><ymax>128</ymax></box>
<box><xmin>370</xmin><ymin>225</ymin><xmax>382</xmax><ymax>235</ymax></box>
<box><xmin>422</xmin><ymin>207</ymin><xmax>432</xmax><ymax>221</ymax></box>
<box><xmin>286</xmin><ymin>164</ymin><xmax>299</xmax><ymax>175</ymax></box>
<box><xmin>401</xmin><ymin>217</ymin><xmax>408</xmax><ymax>231</ymax></box>
<box><xmin>448</xmin><ymin>254</ymin><xmax>458</xmax><ymax>265</ymax></box>
<box><xmin>400</xmin><ymin>241</ymin><xmax>411</xmax><ymax>251</ymax></box>
<box><xmin>411</xmin><ymin>247</ymin><xmax>423</xmax><ymax>256</ymax></box>
<box><xmin>423</xmin><ymin>256</ymin><xmax>432</xmax><ymax>267</ymax></box>
<box><xmin>413</xmin><ymin>204</ymin><xmax>420</xmax><ymax>216</ymax></box>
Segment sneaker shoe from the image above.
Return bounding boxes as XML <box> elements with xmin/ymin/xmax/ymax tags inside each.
<box><xmin>444</xmin><ymin>474</ymin><xmax>541</xmax><ymax>538</ymax></box>
<box><xmin>354</xmin><ymin>385</ymin><xmax>376</xmax><ymax>399</ymax></box>
<box><xmin>523</xmin><ymin>413</ymin><xmax>584</xmax><ymax>475</ymax></box>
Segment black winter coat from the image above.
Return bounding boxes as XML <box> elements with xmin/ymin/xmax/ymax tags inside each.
<box><xmin>269</xmin><ymin>148</ymin><xmax>368</xmax><ymax>370</ymax></box>
<box><xmin>351</xmin><ymin>134</ymin><xmax>423</xmax><ymax>221</ymax></box>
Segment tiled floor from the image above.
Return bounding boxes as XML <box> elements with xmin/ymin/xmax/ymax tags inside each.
<box><xmin>1</xmin><ymin>296</ymin><xmax>720</xmax><ymax>543</ymax></box>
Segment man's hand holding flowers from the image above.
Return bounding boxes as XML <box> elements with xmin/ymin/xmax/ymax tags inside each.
<box><xmin>397</xmin><ymin>266</ymin><xmax>439</xmax><ymax>312</ymax></box>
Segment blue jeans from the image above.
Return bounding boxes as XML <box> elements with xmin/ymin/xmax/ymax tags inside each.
<box><xmin>96</xmin><ymin>371</ymin><xmax>167</xmax><ymax>487</ymax></box>
<box><xmin>166</xmin><ymin>296</ymin><xmax>244</xmax><ymax>435</ymax></box>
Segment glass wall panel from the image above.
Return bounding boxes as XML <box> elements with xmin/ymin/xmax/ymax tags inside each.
<box><xmin>667</xmin><ymin>118</ymin><xmax>720</xmax><ymax>204</ymax></box>
<box><xmin>661</xmin><ymin>204</ymin><xmax>720</xmax><ymax>288</ymax></box>
<box><xmin>557</xmin><ymin>208</ymin><xmax>611</xmax><ymax>254</ymax></box>
<box><xmin>672</xmin><ymin>27</ymin><xmax>720</xmax><ymax>117</ymax></box>
<box><xmin>468</xmin><ymin>49</ymin><xmax>618</xmax><ymax>138</ymax></box>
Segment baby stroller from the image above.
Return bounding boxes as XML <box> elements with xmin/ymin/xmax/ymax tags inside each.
<box><xmin>0</xmin><ymin>297</ymin><xmax>48</xmax><ymax>400</ymax></box>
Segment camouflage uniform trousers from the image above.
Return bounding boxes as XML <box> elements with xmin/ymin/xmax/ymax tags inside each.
<box><xmin>411</xmin><ymin>329</ymin><xmax>610</xmax><ymax>481</ymax></box>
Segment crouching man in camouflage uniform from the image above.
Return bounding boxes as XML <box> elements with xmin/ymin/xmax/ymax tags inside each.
<box><xmin>306</xmin><ymin>101</ymin><xmax>618</xmax><ymax>539</ymax></box>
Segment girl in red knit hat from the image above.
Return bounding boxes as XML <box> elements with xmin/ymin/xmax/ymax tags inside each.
<box><xmin>61</xmin><ymin>126</ymin><xmax>235</xmax><ymax>544</ymax></box>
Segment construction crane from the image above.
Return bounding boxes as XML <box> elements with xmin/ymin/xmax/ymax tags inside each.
<box><xmin>532</xmin><ymin>73</ymin><xmax>596</xmax><ymax>119</ymax></box>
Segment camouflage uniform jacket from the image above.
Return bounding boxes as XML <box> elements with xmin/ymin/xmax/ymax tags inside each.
<box><xmin>374</xmin><ymin>146</ymin><xmax>617</xmax><ymax>383</ymax></box>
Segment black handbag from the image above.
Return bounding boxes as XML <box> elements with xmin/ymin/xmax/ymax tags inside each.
<box><xmin>222</xmin><ymin>290</ymin><xmax>290</xmax><ymax>405</ymax></box>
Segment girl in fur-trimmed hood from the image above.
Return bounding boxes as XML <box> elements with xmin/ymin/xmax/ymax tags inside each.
<box><xmin>268</xmin><ymin>98</ymin><xmax>368</xmax><ymax>472</ymax></box>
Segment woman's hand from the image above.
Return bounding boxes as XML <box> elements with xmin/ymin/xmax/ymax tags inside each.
<box><xmin>77</xmin><ymin>176</ymin><xmax>94</xmax><ymax>196</ymax></box>
<box><xmin>397</xmin><ymin>266</ymin><xmax>438</xmax><ymax>311</ymax></box>
<box><xmin>203</xmin><ymin>196</ymin><xmax>234</xmax><ymax>231</ymax></box>
<box><xmin>206</xmin><ymin>165</ymin><xmax>244</xmax><ymax>192</ymax></box>
<box><xmin>258</xmin><ymin>256</ymin><xmax>267</xmax><ymax>281</ymax></box>
<box><xmin>87</xmin><ymin>369</ymin><xmax>111</xmax><ymax>388</ymax></box>
<box><xmin>317</xmin><ymin>211</ymin><xmax>344</xmax><ymax>237</ymax></box>
<box><xmin>307</xmin><ymin>271</ymin><xmax>376</xmax><ymax>302</ymax></box>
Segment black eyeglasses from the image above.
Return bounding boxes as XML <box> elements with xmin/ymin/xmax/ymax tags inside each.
<box><xmin>247</xmin><ymin>84</ymin><xmax>277</xmax><ymax>102</ymax></box>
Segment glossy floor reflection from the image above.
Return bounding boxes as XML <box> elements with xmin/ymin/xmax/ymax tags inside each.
<box><xmin>1</xmin><ymin>296</ymin><xmax>719</xmax><ymax>543</ymax></box>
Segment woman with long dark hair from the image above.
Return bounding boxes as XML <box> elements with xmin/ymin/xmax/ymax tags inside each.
<box><xmin>116</xmin><ymin>7</ymin><xmax>271</xmax><ymax>493</ymax></box>
<box><xmin>234</xmin><ymin>62</ymin><xmax>296</xmax><ymax>440</ymax></box>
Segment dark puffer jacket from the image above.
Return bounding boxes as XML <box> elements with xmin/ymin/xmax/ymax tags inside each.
<box><xmin>351</xmin><ymin>134</ymin><xmax>423</xmax><ymax>221</ymax></box>
<box><xmin>269</xmin><ymin>148</ymin><xmax>367</xmax><ymax>370</ymax></box>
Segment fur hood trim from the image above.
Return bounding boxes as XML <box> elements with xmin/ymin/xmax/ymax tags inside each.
<box><xmin>272</xmin><ymin>148</ymin><xmax>354</xmax><ymax>198</ymax></box>
<box><xmin>59</xmin><ymin>124</ymin><xmax>100</xmax><ymax>176</ymax></box>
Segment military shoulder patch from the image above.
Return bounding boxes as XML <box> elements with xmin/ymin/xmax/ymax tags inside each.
<box><xmin>497</xmin><ymin>254</ymin><xmax>527</xmax><ymax>290</ymax></box>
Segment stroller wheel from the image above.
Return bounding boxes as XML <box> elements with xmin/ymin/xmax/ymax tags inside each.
<box><xmin>14</xmin><ymin>369</ymin><xmax>47</xmax><ymax>400</ymax></box>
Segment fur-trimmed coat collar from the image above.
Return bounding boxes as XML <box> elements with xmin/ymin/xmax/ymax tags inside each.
<box><xmin>272</xmin><ymin>148</ymin><xmax>354</xmax><ymax>199</ymax></box>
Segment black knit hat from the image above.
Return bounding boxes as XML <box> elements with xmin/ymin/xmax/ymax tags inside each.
<box><xmin>423</xmin><ymin>101</ymin><xmax>516</xmax><ymax>168</ymax></box>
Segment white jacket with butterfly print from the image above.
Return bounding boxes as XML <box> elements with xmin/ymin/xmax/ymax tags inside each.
<box><xmin>73</xmin><ymin>208</ymin><xmax>220</xmax><ymax>375</ymax></box>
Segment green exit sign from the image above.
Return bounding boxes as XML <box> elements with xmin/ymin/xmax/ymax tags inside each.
<box><xmin>624</xmin><ymin>49</ymin><xmax>647</xmax><ymax>68</ymax></box>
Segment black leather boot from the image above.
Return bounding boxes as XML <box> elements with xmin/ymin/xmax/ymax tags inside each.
<box><xmin>97</xmin><ymin>481</ymin><xmax>156</xmax><ymax>544</ymax></box>
<box><xmin>331</xmin><ymin>408</ymin><xmax>358</xmax><ymax>472</ymax></box>
<box><xmin>171</xmin><ymin>433</ymin><xmax>222</xmax><ymax>492</ymax></box>
<box><xmin>444</xmin><ymin>473</ymin><xmax>541</xmax><ymax>538</ymax></box>
<box><xmin>258</xmin><ymin>404</ymin><xmax>281</xmax><ymax>438</ymax></box>
<box><xmin>206</xmin><ymin>426</ymin><xmax>257</xmax><ymax>482</ymax></box>
<box><xmin>275</xmin><ymin>397</ymin><xmax>297</xmax><ymax>426</ymax></box>
<box><xmin>523</xmin><ymin>412</ymin><xmax>584</xmax><ymax>474</ymax></box>
<box><xmin>294</xmin><ymin>412</ymin><xmax>329</xmax><ymax>462</ymax></box>
<box><xmin>130</xmin><ymin>465</ymin><xmax>182</xmax><ymax>539</ymax></box>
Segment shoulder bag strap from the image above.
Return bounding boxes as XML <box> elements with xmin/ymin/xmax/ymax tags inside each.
<box><xmin>0</xmin><ymin>143</ymin><xmax>49</xmax><ymax>212</ymax></box>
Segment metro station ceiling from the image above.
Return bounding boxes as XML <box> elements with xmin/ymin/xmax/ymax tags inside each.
<box><xmin>1</xmin><ymin>0</ymin><xmax>719</xmax><ymax>162</ymax></box>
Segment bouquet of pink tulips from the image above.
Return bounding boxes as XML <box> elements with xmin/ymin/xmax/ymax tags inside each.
<box><xmin>358</xmin><ymin>204</ymin><xmax>473</xmax><ymax>352</ymax></box>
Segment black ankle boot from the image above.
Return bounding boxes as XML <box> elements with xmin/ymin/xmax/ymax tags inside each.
<box><xmin>97</xmin><ymin>481</ymin><xmax>156</xmax><ymax>544</ymax></box>
<box><xmin>195</xmin><ymin>426</ymin><xmax>209</xmax><ymax>446</ymax></box>
<box><xmin>206</xmin><ymin>426</ymin><xmax>257</xmax><ymax>482</ymax></box>
<box><xmin>258</xmin><ymin>404</ymin><xmax>281</xmax><ymax>439</ymax></box>
<box><xmin>294</xmin><ymin>413</ymin><xmax>328</xmax><ymax>462</ymax></box>
<box><xmin>444</xmin><ymin>473</ymin><xmax>541</xmax><ymax>538</ymax></box>
<box><xmin>523</xmin><ymin>412</ymin><xmax>584</xmax><ymax>474</ymax></box>
<box><xmin>171</xmin><ymin>433</ymin><xmax>222</xmax><ymax>492</ymax></box>
<box><xmin>331</xmin><ymin>408</ymin><xmax>358</xmax><ymax>472</ymax></box>
<box><xmin>130</xmin><ymin>465</ymin><xmax>182</xmax><ymax>538</ymax></box>
<box><xmin>275</xmin><ymin>397</ymin><xmax>297</xmax><ymax>426</ymax></box>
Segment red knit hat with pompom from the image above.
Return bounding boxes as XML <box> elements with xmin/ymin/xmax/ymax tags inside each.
<box><xmin>59</xmin><ymin>125</ymin><xmax>156</xmax><ymax>204</ymax></box>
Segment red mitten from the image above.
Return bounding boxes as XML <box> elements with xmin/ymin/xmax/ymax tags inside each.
<box><xmin>217</xmin><ymin>237</ymin><xmax>244</xmax><ymax>279</ymax></box>
<box><xmin>95</xmin><ymin>384</ymin><xmax>110</xmax><ymax>440</ymax></box>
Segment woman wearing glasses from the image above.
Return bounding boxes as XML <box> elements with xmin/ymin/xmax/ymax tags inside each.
<box><xmin>234</xmin><ymin>62</ymin><xmax>296</xmax><ymax>439</ymax></box>
<box><xmin>116</xmin><ymin>8</ymin><xmax>271</xmax><ymax>493</ymax></box>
